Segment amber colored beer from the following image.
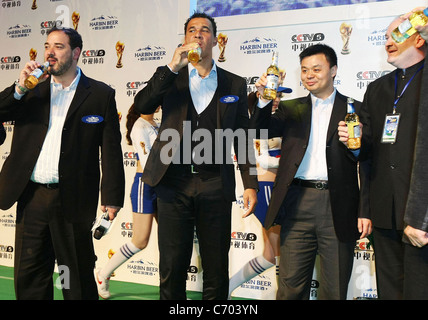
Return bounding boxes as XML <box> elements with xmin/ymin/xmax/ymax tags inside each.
<box><xmin>188</xmin><ymin>47</ymin><xmax>201</xmax><ymax>64</ymax></box>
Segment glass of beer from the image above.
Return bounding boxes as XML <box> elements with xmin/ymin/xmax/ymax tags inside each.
<box><xmin>188</xmin><ymin>46</ymin><xmax>201</xmax><ymax>64</ymax></box>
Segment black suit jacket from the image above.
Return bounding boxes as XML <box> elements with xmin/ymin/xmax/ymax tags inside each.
<box><xmin>0</xmin><ymin>72</ymin><xmax>125</xmax><ymax>223</ymax></box>
<box><xmin>134</xmin><ymin>65</ymin><xmax>258</xmax><ymax>201</ymax></box>
<box><xmin>359</xmin><ymin>60</ymin><xmax>424</xmax><ymax>230</ymax></box>
<box><xmin>251</xmin><ymin>91</ymin><xmax>368</xmax><ymax>242</ymax></box>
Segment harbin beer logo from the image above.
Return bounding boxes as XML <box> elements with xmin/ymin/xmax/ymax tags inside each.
<box><xmin>7</xmin><ymin>24</ymin><xmax>32</xmax><ymax>39</ymax></box>
<box><xmin>89</xmin><ymin>15</ymin><xmax>119</xmax><ymax>31</ymax></box>
<box><xmin>367</xmin><ymin>28</ymin><xmax>388</xmax><ymax>47</ymax></box>
<box><xmin>134</xmin><ymin>45</ymin><xmax>167</xmax><ymax>63</ymax></box>
<box><xmin>240</xmin><ymin>37</ymin><xmax>278</xmax><ymax>55</ymax></box>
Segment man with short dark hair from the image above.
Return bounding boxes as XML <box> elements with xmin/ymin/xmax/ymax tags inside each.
<box><xmin>0</xmin><ymin>26</ymin><xmax>125</xmax><ymax>300</ymax></box>
<box><xmin>134</xmin><ymin>12</ymin><xmax>258</xmax><ymax>300</ymax></box>
<box><xmin>252</xmin><ymin>44</ymin><xmax>371</xmax><ymax>299</ymax></box>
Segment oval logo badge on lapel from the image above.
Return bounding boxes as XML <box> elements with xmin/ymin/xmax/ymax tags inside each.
<box><xmin>220</xmin><ymin>95</ymin><xmax>239</xmax><ymax>104</ymax></box>
<box><xmin>82</xmin><ymin>115</ymin><xmax>104</xmax><ymax>124</ymax></box>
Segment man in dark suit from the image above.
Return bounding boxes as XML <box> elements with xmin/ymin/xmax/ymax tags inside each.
<box><xmin>134</xmin><ymin>12</ymin><xmax>258</xmax><ymax>300</ymax></box>
<box><xmin>251</xmin><ymin>44</ymin><xmax>371</xmax><ymax>299</ymax></box>
<box><xmin>339</xmin><ymin>11</ymin><xmax>428</xmax><ymax>300</ymax></box>
<box><xmin>0</xmin><ymin>27</ymin><xmax>125</xmax><ymax>300</ymax></box>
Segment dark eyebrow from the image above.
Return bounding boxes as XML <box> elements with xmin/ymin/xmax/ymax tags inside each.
<box><xmin>44</xmin><ymin>42</ymin><xmax>65</xmax><ymax>47</ymax></box>
<box><xmin>188</xmin><ymin>25</ymin><xmax>212</xmax><ymax>32</ymax></box>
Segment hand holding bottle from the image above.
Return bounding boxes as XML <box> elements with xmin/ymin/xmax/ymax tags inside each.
<box><xmin>392</xmin><ymin>6</ymin><xmax>428</xmax><ymax>43</ymax></box>
<box><xmin>16</xmin><ymin>61</ymin><xmax>50</xmax><ymax>94</ymax></box>
<box><xmin>403</xmin><ymin>7</ymin><xmax>428</xmax><ymax>41</ymax></box>
<box><xmin>255</xmin><ymin>69</ymin><xmax>287</xmax><ymax>105</ymax></box>
<box><xmin>254</xmin><ymin>73</ymin><xmax>269</xmax><ymax>104</ymax></box>
<box><xmin>168</xmin><ymin>42</ymin><xmax>200</xmax><ymax>73</ymax></box>
<box><xmin>338</xmin><ymin>120</ymin><xmax>363</xmax><ymax>147</ymax></box>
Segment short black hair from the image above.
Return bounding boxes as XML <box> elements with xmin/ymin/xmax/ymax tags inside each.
<box><xmin>299</xmin><ymin>44</ymin><xmax>338</xmax><ymax>68</ymax></box>
<box><xmin>47</xmin><ymin>26</ymin><xmax>83</xmax><ymax>51</ymax></box>
<box><xmin>184</xmin><ymin>12</ymin><xmax>217</xmax><ymax>37</ymax></box>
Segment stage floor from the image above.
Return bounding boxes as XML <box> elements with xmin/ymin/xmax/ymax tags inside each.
<box><xmin>0</xmin><ymin>265</ymin><xmax>206</xmax><ymax>300</ymax></box>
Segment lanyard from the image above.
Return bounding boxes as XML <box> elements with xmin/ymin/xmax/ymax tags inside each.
<box><xmin>393</xmin><ymin>63</ymin><xmax>424</xmax><ymax>114</ymax></box>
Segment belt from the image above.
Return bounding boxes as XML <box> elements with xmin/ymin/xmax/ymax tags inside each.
<box><xmin>166</xmin><ymin>164</ymin><xmax>220</xmax><ymax>180</ymax></box>
<box><xmin>292</xmin><ymin>178</ymin><xmax>328</xmax><ymax>190</ymax></box>
<box><xmin>32</xmin><ymin>181</ymin><xmax>60</xmax><ymax>189</ymax></box>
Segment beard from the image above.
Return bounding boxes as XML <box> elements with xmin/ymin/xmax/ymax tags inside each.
<box><xmin>47</xmin><ymin>53</ymin><xmax>73</xmax><ymax>76</ymax></box>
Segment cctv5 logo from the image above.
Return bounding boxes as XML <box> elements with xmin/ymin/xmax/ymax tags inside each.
<box><xmin>121</xmin><ymin>222</ymin><xmax>133</xmax><ymax>230</ymax></box>
<box><xmin>40</xmin><ymin>21</ymin><xmax>63</xmax><ymax>29</ymax></box>
<box><xmin>291</xmin><ymin>33</ymin><xmax>325</xmax><ymax>42</ymax></box>
<box><xmin>1</xmin><ymin>56</ymin><xmax>21</xmax><ymax>63</ymax></box>
<box><xmin>126</xmin><ymin>81</ymin><xmax>147</xmax><ymax>90</ymax></box>
<box><xmin>123</xmin><ymin>152</ymin><xmax>137</xmax><ymax>159</ymax></box>
<box><xmin>356</xmin><ymin>70</ymin><xmax>390</xmax><ymax>80</ymax></box>
<box><xmin>82</xmin><ymin>50</ymin><xmax>106</xmax><ymax>57</ymax></box>
<box><xmin>231</xmin><ymin>232</ymin><xmax>257</xmax><ymax>241</ymax></box>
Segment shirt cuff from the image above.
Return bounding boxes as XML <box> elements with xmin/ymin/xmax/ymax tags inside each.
<box><xmin>257</xmin><ymin>97</ymin><xmax>270</xmax><ymax>108</ymax></box>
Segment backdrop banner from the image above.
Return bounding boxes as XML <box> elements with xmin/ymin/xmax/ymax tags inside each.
<box><xmin>1</xmin><ymin>0</ymin><xmax>424</xmax><ymax>300</ymax></box>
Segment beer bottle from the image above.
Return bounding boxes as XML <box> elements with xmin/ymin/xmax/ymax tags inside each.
<box><xmin>345</xmin><ymin>98</ymin><xmax>361</xmax><ymax>150</ymax></box>
<box><xmin>24</xmin><ymin>61</ymin><xmax>50</xmax><ymax>90</ymax></box>
<box><xmin>391</xmin><ymin>7</ymin><xmax>428</xmax><ymax>43</ymax></box>
<box><xmin>263</xmin><ymin>51</ymin><xmax>279</xmax><ymax>100</ymax></box>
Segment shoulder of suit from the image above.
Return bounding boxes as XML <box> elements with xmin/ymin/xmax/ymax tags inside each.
<box><xmin>366</xmin><ymin>68</ymin><xmax>396</xmax><ymax>90</ymax></box>
<box><xmin>217</xmin><ymin>67</ymin><xmax>246</xmax><ymax>85</ymax></box>
<box><xmin>81</xmin><ymin>72</ymin><xmax>114</xmax><ymax>92</ymax></box>
<box><xmin>217</xmin><ymin>66</ymin><xmax>238</xmax><ymax>78</ymax></box>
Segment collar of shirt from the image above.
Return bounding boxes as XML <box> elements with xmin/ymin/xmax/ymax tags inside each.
<box><xmin>50</xmin><ymin>67</ymin><xmax>81</xmax><ymax>92</ymax></box>
<box><xmin>188</xmin><ymin>61</ymin><xmax>218</xmax><ymax>114</ymax></box>
<box><xmin>310</xmin><ymin>88</ymin><xmax>336</xmax><ymax>109</ymax></box>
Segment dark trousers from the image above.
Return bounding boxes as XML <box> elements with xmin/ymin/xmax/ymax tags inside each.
<box><xmin>277</xmin><ymin>185</ymin><xmax>355</xmax><ymax>300</ymax></box>
<box><xmin>373</xmin><ymin>227</ymin><xmax>428</xmax><ymax>299</ymax></box>
<box><xmin>155</xmin><ymin>174</ymin><xmax>231</xmax><ymax>300</ymax></box>
<box><xmin>14</xmin><ymin>182</ymin><xmax>98</xmax><ymax>300</ymax></box>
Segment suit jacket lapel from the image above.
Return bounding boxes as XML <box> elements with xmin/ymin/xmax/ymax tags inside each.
<box><xmin>216</xmin><ymin>67</ymin><xmax>229</xmax><ymax>128</ymax></box>
<box><xmin>176</xmin><ymin>67</ymin><xmax>191</xmax><ymax>131</ymax></box>
<box><xmin>326</xmin><ymin>91</ymin><xmax>346</xmax><ymax>143</ymax></box>
<box><xmin>36</xmin><ymin>79</ymin><xmax>51</xmax><ymax>127</ymax></box>
<box><xmin>65</xmin><ymin>71</ymin><xmax>91</xmax><ymax>122</ymax></box>
<box><xmin>301</xmin><ymin>95</ymin><xmax>312</xmax><ymax>143</ymax></box>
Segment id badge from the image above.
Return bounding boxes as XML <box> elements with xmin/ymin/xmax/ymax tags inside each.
<box><xmin>381</xmin><ymin>113</ymin><xmax>400</xmax><ymax>144</ymax></box>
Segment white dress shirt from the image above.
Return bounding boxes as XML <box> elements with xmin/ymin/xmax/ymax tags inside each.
<box><xmin>31</xmin><ymin>68</ymin><xmax>81</xmax><ymax>184</ymax></box>
<box><xmin>294</xmin><ymin>89</ymin><xmax>336</xmax><ymax>181</ymax></box>
<box><xmin>188</xmin><ymin>61</ymin><xmax>218</xmax><ymax>114</ymax></box>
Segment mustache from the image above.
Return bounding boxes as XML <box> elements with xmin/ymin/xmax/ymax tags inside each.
<box><xmin>47</xmin><ymin>54</ymin><xmax>57</xmax><ymax>61</ymax></box>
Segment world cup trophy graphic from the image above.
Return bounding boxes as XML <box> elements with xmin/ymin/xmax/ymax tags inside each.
<box><xmin>217</xmin><ymin>33</ymin><xmax>228</xmax><ymax>62</ymax></box>
<box><xmin>116</xmin><ymin>41</ymin><xmax>125</xmax><ymax>68</ymax></box>
<box><xmin>29</xmin><ymin>48</ymin><xmax>37</xmax><ymax>61</ymax></box>
<box><xmin>72</xmin><ymin>12</ymin><xmax>80</xmax><ymax>31</ymax></box>
<box><xmin>31</xmin><ymin>0</ymin><xmax>37</xmax><ymax>10</ymax></box>
<box><xmin>340</xmin><ymin>22</ymin><xmax>353</xmax><ymax>55</ymax></box>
